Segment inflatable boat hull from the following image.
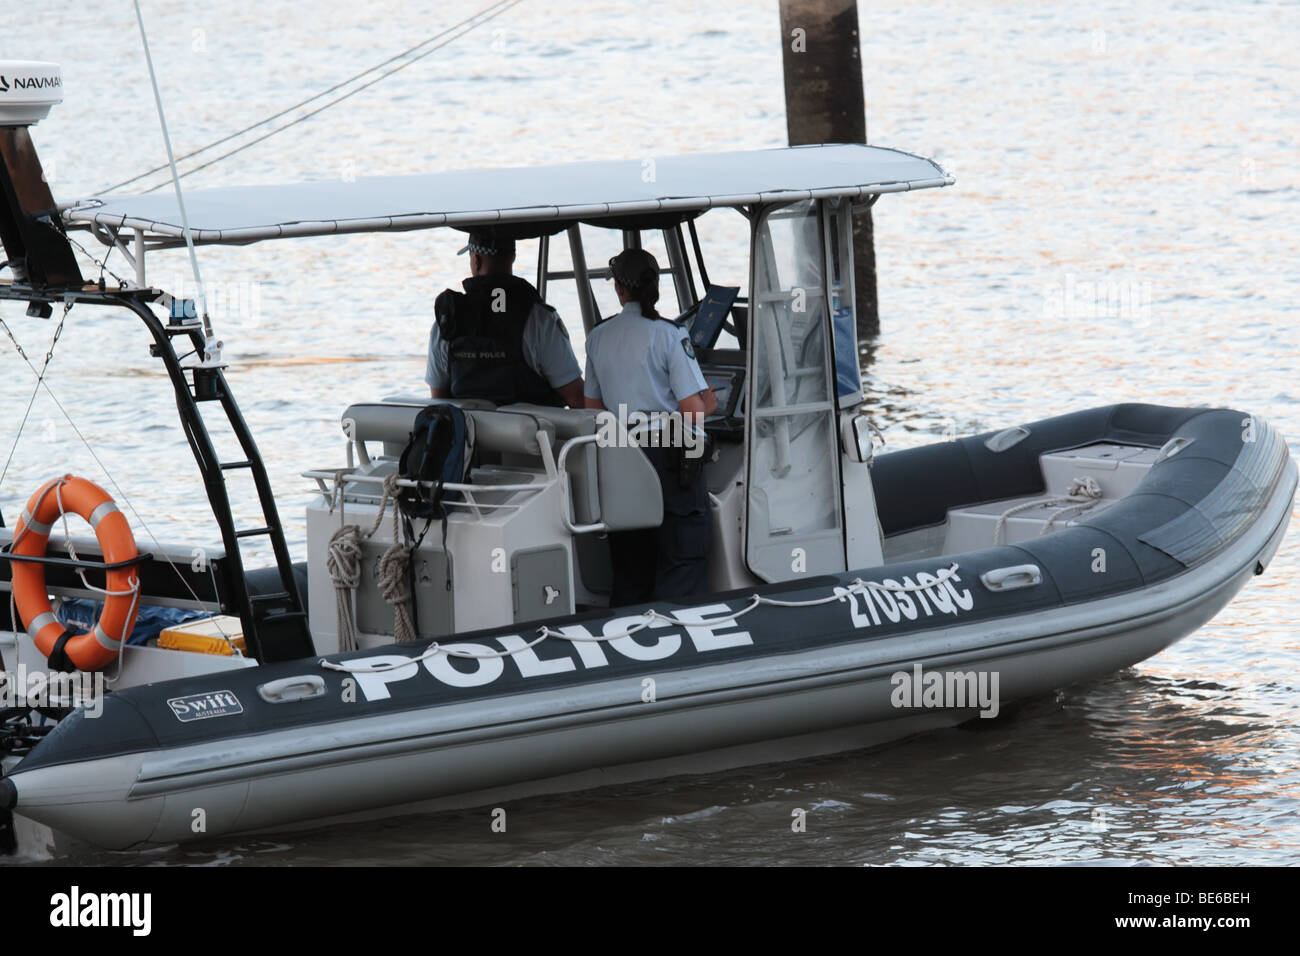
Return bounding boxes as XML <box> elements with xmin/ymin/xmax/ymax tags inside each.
<box><xmin>3</xmin><ymin>405</ymin><xmax>1294</xmax><ymax>849</ymax></box>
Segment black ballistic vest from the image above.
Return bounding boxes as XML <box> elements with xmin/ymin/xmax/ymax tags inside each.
<box><xmin>435</xmin><ymin>275</ymin><xmax>563</xmax><ymax>407</ymax></box>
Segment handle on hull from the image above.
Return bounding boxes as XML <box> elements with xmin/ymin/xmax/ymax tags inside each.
<box><xmin>258</xmin><ymin>676</ymin><xmax>326</xmax><ymax>703</ymax></box>
<box><xmin>980</xmin><ymin>564</ymin><xmax>1042</xmax><ymax>592</ymax></box>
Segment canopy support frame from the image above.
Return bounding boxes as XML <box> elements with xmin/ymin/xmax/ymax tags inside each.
<box><xmin>0</xmin><ymin>281</ymin><xmax>314</xmax><ymax>663</ymax></box>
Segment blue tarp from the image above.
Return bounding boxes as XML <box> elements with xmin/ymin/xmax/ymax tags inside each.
<box><xmin>57</xmin><ymin>599</ymin><xmax>209</xmax><ymax>646</ymax></box>
<box><xmin>832</xmin><ymin>306</ymin><xmax>864</xmax><ymax>406</ymax></box>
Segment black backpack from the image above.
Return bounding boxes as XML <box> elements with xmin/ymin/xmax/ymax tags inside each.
<box><xmin>397</xmin><ymin>404</ymin><xmax>474</xmax><ymax>521</ymax></box>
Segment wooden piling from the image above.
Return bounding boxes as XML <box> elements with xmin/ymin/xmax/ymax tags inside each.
<box><xmin>779</xmin><ymin>0</ymin><xmax>879</xmax><ymax>336</ymax></box>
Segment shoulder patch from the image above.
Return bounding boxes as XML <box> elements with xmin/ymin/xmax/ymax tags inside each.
<box><xmin>682</xmin><ymin>337</ymin><xmax>696</xmax><ymax>360</ymax></box>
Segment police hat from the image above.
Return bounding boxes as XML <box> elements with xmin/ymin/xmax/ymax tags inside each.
<box><xmin>608</xmin><ymin>248</ymin><xmax>660</xmax><ymax>290</ymax></box>
<box><xmin>458</xmin><ymin>232</ymin><xmax>516</xmax><ymax>257</ymax></box>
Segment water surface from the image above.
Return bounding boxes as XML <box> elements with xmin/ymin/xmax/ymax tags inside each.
<box><xmin>2</xmin><ymin>0</ymin><xmax>1297</xmax><ymax>865</ymax></box>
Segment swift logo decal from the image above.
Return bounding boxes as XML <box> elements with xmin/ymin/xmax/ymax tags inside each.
<box><xmin>167</xmin><ymin>689</ymin><xmax>243</xmax><ymax>722</ymax></box>
<box><xmin>834</xmin><ymin>569</ymin><xmax>975</xmax><ymax>629</ymax></box>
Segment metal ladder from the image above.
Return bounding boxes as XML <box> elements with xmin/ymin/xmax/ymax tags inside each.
<box><xmin>140</xmin><ymin>298</ymin><xmax>315</xmax><ymax>663</ymax></box>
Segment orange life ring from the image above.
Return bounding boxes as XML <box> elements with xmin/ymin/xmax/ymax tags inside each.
<box><xmin>10</xmin><ymin>475</ymin><xmax>140</xmax><ymax>671</ymax></box>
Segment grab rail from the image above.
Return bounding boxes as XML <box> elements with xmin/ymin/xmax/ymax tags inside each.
<box><xmin>979</xmin><ymin>564</ymin><xmax>1042</xmax><ymax>592</ymax></box>
<box><xmin>555</xmin><ymin>433</ymin><xmax>607</xmax><ymax>534</ymax></box>
<box><xmin>0</xmin><ymin>545</ymin><xmax>154</xmax><ymax>572</ymax></box>
<box><xmin>302</xmin><ymin>469</ymin><xmax>546</xmax><ymax>519</ymax></box>
<box><xmin>304</xmin><ymin>428</ymin><xmax>572</xmax><ymax>521</ymax></box>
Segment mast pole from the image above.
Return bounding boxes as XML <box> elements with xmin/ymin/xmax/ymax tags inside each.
<box><xmin>131</xmin><ymin>0</ymin><xmax>213</xmax><ymax>344</ymax></box>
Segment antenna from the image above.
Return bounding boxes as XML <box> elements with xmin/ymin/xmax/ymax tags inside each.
<box><xmin>0</xmin><ymin>61</ymin><xmax>84</xmax><ymax>289</ymax></box>
<box><xmin>130</xmin><ymin>0</ymin><xmax>218</xmax><ymax>359</ymax></box>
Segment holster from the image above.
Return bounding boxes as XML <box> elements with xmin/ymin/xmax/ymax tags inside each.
<box><xmin>675</xmin><ymin>434</ymin><xmax>714</xmax><ymax>488</ymax></box>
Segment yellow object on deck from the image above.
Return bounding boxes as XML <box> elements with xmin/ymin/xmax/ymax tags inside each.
<box><xmin>158</xmin><ymin>616</ymin><xmax>246</xmax><ymax>656</ymax></box>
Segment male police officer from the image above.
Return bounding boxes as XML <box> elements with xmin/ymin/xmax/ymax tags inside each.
<box><xmin>426</xmin><ymin>233</ymin><xmax>583</xmax><ymax>407</ymax></box>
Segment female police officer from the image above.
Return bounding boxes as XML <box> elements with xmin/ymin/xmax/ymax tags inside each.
<box><xmin>584</xmin><ymin>248</ymin><xmax>718</xmax><ymax>606</ymax></box>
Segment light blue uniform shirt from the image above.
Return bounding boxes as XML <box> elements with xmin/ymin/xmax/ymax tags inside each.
<box><xmin>425</xmin><ymin>301</ymin><xmax>581</xmax><ymax>391</ymax></box>
<box><xmin>584</xmin><ymin>302</ymin><xmax>708</xmax><ymax>413</ymax></box>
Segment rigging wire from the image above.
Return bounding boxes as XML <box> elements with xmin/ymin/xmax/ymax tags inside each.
<box><xmin>0</xmin><ymin>303</ymin><xmax>72</xmax><ymax>491</ymax></box>
<box><xmin>99</xmin><ymin>0</ymin><xmax>518</xmax><ymax>195</ymax></box>
<box><xmin>131</xmin><ymin>0</ymin><xmax>213</xmax><ymax>342</ymax></box>
<box><xmin>65</xmin><ymin>233</ymin><xmax>130</xmax><ymax>289</ymax></box>
<box><xmin>1</xmin><ymin>0</ymin><xmax>528</xmax><ymax>640</ymax></box>
<box><xmin>0</xmin><ymin>315</ymin><xmax>216</xmax><ymax>614</ymax></box>
<box><xmin>103</xmin><ymin>0</ymin><xmax>524</xmax><ymax>196</ymax></box>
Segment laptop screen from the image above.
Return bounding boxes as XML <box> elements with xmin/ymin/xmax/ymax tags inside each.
<box><xmin>685</xmin><ymin>285</ymin><xmax>740</xmax><ymax>351</ymax></box>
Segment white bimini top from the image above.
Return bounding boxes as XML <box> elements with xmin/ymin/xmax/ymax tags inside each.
<box><xmin>64</xmin><ymin>144</ymin><xmax>952</xmax><ymax>249</ymax></box>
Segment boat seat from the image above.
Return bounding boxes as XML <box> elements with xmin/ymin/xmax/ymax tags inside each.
<box><xmin>503</xmin><ymin>404</ymin><xmax>601</xmax><ymax>525</ymax></box>
<box><xmin>341</xmin><ymin>401</ymin><xmax>660</xmax><ymax>527</ymax></box>
<box><xmin>1039</xmin><ymin>443</ymin><xmax>1158</xmax><ymax>498</ymax></box>
<box><xmin>944</xmin><ymin>494</ymin><xmax>1119</xmax><ymax>551</ymax></box>
<box><xmin>942</xmin><ymin>443</ymin><xmax>1157</xmax><ymax>552</ymax></box>
<box><xmin>341</xmin><ymin>402</ymin><xmax>555</xmax><ymax>462</ymax></box>
<box><xmin>381</xmin><ymin>393</ymin><xmax>497</xmax><ymax>411</ymax></box>
<box><xmin>500</xmin><ymin>403</ymin><xmax>597</xmax><ymax>440</ymax></box>
<box><xmin>502</xmin><ymin>403</ymin><xmax>663</xmax><ymax>532</ymax></box>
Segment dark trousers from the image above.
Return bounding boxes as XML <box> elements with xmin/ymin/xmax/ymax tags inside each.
<box><xmin>608</xmin><ymin>445</ymin><xmax>711</xmax><ymax>607</ymax></box>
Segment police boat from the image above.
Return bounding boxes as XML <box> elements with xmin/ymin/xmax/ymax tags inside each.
<box><xmin>0</xmin><ymin>63</ymin><xmax>1293</xmax><ymax>852</ymax></box>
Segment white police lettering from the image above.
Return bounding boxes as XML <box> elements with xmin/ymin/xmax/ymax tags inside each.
<box><xmin>837</xmin><ymin>569</ymin><xmax>975</xmax><ymax>630</ymax></box>
<box><xmin>670</xmin><ymin>605</ymin><xmax>753</xmax><ymax>651</ymax></box>
<box><xmin>495</xmin><ymin>634</ymin><xmax>576</xmax><ymax>677</ymax></box>
<box><xmin>605</xmin><ymin>616</ymin><xmax>681</xmax><ymax>661</ymax></box>
<box><xmin>349</xmin><ymin>603</ymin><xmax>752</xmax><ymax>701</ymax></box>
<box><xmin>553</xmin><ymin>624</ymin><xmax>609</xmax><ymax>668</ymax></box>
<box><xmin>424</xmin><ymin>643</ymin><xmax>503</xmax><ymax>687</ymax></box>
<box><xmin>350</xmin><ymin>655</ymin><xmax>420</xmax><ymax>701</ymax></box>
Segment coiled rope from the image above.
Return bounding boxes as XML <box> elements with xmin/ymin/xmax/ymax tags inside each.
<box><xmin>325</xmin><ymin>473</ymin><xmax>417</xmax><ymax>651</ymax></box>
<box><xmin>318</xmin><ymin>563</ymin><xmax>964</xmax><ymax>674</ymax></box>
<box><xmin>325</xmin><ymin>526</ymin><xmax>363</xmax><ymax>653</ymax></box>
<box><xmin>993</xmin><ymin>476</ymin><xmax>1104</xmax><ymax>546</ymax></box>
